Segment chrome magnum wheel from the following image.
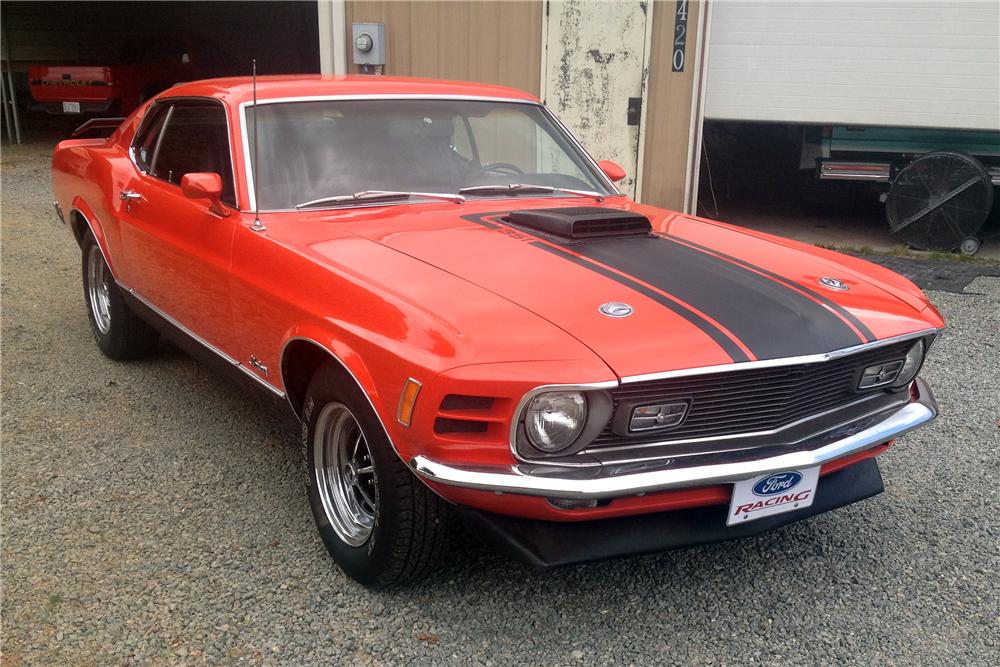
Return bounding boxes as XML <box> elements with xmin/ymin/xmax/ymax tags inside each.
<box><xmin>303</xmin><ymin>361</ymin><xmax>454</xmax><ymax>588</ymax></box>
<box><xmin>80</xmin><ymin>232</ymin><xmax>159</xmax><ymax>360</ymax></box>
<box><xmin>313</xmin><ymin>402</ymin><xmax>377</xmax><ymax>547</ymax></box>
<box><xmin>86</xmin><ymin>244</ymin><xmax>113</xmax><ymax>334</ymax></box>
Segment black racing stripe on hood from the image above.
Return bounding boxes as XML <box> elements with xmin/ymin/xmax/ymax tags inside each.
<box><xmin>461</xmin><ymin>212</ymin><xmax>502</xmax><ymax>229</ymax></box>
<box><xmin>532</xmin><ymin>242</ymin><xmax>751</xmax><ymax>362</ymax></box>
<box><xmin>667</xmin><ymin>235</ymin><xmax>877</xmax><ymax>343</ymax></box>
<box><xmin>571</xmin><ymin>235</ymin><xmax>865</xmax><ymax>359</ymax></box>
<box><xmin>463</xmin><ymin>211</ymin><xmax>747</xmax><ymax>361</ymax></box>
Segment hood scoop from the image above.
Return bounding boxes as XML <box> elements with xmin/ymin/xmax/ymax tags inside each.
<box><xmin>506</xmin><ymin>206</ymin><xmax>652</xmax><ymax>241</ymax></box>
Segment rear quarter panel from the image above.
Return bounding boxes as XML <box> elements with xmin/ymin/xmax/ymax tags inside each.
<box><xmin>52</xmin><ymin>114</ymin><xmax>142</xmax><ymax>276</ymax></box>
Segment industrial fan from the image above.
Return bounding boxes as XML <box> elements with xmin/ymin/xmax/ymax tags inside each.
<box><xmin>885</xmin><ymin>151</ymin><xmax>993</xmax><ymax>255</ymax></box>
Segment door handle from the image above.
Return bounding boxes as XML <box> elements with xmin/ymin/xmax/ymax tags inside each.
<box><xmin>120</xmin><ymin>190</ymin><xmax>142</xmax><ymax>212</ymax></box>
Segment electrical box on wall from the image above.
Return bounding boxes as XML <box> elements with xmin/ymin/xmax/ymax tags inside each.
<box><xmin>352</xmin><ymin>23</ymin><xmax>386</xmax><ymax>67</ymax></box>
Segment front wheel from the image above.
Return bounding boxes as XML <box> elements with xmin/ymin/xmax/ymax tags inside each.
<box><xmin>303</xmin><ymin>361</ymin><xmax>453</xmax><ymax>588</ymax></box>
<box><xmin>81</xmin><ymin>233</ymin><xmax>159</xmax><ymax>360</ymax></box>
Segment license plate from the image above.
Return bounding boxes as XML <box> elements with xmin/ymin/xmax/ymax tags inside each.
<box><xmin>727</xmin><ymin>466</ymin><xmax>820</xmax><ymax>526</ymax></box>
<box><xmin>62</xmin><ymin>101</ymin><xmax>81</xmax><ymax>114</ymax></box>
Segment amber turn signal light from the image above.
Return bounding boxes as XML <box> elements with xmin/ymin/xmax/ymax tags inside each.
<box><xmin>397</xmin><ymin>377</ymin><xmax>422</xmax><ymax>427</ymax></box>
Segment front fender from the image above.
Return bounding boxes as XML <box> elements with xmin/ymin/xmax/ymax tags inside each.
<box><xmin>280</xmin><ymin>324</ymin><xmax>390</xmax><ymax>419</ymax></box>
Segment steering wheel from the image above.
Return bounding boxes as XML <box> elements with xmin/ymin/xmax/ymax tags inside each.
<box><xmin>473</xmin><ymin>162</ymin><xmax>525</xmax><ymax>178</ymax></box>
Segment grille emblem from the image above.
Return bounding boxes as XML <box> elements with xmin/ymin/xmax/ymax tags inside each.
<box><xmin>818</xmin><ymin>277</ymin><xmax>849</xmax><ymax>291</ymax></box>
<box><xmin>858</xmin><ymin>360</ymin><xmax>904</xmax><ymax>389</ymax></box>
<box><xmin>629</xmin><ymin>402</ymin><xmax>689</xmax><ymax>432</ymax></box>
<box><xmin>599</xmin><ymin>302</ymin><xmax>633</xmax><ymax>318</ymax></box>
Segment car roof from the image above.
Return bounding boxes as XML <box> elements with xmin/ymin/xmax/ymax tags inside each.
<box><xmin>159</xmin><ymin>75</ymin><xmax>539</xmax><ymax>106</ymax></box>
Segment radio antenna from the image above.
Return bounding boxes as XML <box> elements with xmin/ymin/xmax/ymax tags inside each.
<box><xmin>249</xmin><ymin>59</ymin><xmax>266</xmax><ymax>232</ymax></box>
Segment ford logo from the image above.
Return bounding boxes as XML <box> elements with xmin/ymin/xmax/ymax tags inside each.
<box><xmin>599</xmin><ymin>302</ymin><xmax>633</xmax><ymax>318</ymax></box>
<box><xmin>752</xmin><ymin>471</ymin><xmax>803</xmax><ymax>497</ymax></box>
<box><xmin>818</xmin><ymin>276</ymin><xmax>849</xmax><ymax>291</ymax></box>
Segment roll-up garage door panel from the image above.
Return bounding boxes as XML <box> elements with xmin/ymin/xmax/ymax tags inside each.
<box><xmin>705</xmin><ymin>1</ymin><xmax>1000</xmax><ymax>130</ymax></box>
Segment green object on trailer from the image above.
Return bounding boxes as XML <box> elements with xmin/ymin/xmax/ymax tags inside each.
<box><xmin>827</xmin><ymin>126</ymin><xmax>1000</xmax><ymax>158</ymax></box>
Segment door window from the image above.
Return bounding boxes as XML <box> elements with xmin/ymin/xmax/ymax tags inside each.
<box><xmin>133</xmin><ymin>103</ymin><xmax>170</xmax><ymax>172</ymax></box>
<box><xmin>149</xmin><ymin>102</ymin><xmax>236</xmax><ymax>206</ymax></box>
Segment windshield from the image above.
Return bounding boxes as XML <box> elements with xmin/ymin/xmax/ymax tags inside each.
<box><xmin>246</xmin><ymin>99</ymin><xmax>614</xmax><ymax>210</ymax></box>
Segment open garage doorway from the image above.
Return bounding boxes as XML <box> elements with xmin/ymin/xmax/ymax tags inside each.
<box><xmin>2</xmin><ymin>1</ymin><xmax>320</xmax><ymax>141</ymax></box>
<box><xmin>696</xmin><ymin>120</ymin><xmax>1000</xmax><ymax>261</ymax></box>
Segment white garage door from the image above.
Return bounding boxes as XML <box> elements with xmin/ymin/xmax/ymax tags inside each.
<box><xmin>705</xmin><ymin>0</ymin><xmax>1000</xmax><ymax>131</ymax></box>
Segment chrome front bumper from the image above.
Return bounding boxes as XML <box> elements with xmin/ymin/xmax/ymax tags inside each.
<box><xmin>410</xmin><ymin>378</ymin><xmax>937</xmax><ymax>500</ymax></box>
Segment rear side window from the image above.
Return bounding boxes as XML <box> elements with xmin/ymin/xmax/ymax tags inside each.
<box><xmin>148</xmin><ymin>102</ymin><xmax>236</xmax><ymax>206</ymax></box>
<box><xmin>133</xmin><ymin>104</ymin><xmax>170</xmax><ymax>171</ymax></box>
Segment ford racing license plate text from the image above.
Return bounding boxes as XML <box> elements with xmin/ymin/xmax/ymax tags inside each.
<box><xmin>727</xmin><ymin>467</ymin><xmax>820</xmax><ymax>526</ymax></box>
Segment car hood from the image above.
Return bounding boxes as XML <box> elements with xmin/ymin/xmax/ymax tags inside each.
<box><xmin>332</xmin><ymin>200</ymin><xmax>940</xmax><ymax>379</ymax></box>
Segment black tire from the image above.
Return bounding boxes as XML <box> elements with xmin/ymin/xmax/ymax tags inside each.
<box><xmin>81</xmin><ymin>232</ymin><xmax>159</xmax><ymax>360</ymax></box>
<box><xmin>303</xmin><ymin>361</ymin><xmax>453</xmax><ymax>588</ymax></box>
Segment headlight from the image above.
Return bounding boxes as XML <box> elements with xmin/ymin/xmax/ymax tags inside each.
<box><xmin>524</xmin><ymin>391</ymin><xmax>587</xmax><ymax>452</ymax></box>
<box><xmin>892</xmin><ymin>339</ymin><xmax>925</xmax><ymax>388</ymax></box>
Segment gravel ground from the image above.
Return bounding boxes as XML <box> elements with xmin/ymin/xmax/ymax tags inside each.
<box><xmin>3</xmin><ymin>139</ymin><xmax>999</xmax><ymax>666</ymax></box>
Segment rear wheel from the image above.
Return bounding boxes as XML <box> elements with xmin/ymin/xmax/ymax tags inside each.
<box><xmin>303</xmin><ymin>361</ymin><xmax>453</xmax><ymax>588</ymax></box>
<box><xmin>81</xmin><ymin>233</ymin><xmax>159</xmax><ymax>360</ymax></box>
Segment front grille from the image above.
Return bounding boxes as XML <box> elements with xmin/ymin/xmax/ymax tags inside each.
<box><xmin>587</xmin><ymin>340</ymin><xmax>914</xmax><ymax>450</ymax></box>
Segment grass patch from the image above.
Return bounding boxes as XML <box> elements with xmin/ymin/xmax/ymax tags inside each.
<box><xmin>814</xmin><ymin>242</ymin><xmax>999</xmax><ymax>265</ymax></box>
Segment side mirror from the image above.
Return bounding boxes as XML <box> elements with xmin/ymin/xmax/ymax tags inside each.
<box><xmin>181</xmin><ymin>172</ymin><xmax>230</xmax><ymax>217</ymax></box>
<box><xmin>598</xmin><ymin>160</ymin><xmax>627</xmax><ymax>183</ymax></box>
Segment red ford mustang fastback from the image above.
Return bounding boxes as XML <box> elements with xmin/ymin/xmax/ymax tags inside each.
<box><xmin>52</xmin><ymin>76</ymin><xmax>942</xmax><ymax>588</ymax></box>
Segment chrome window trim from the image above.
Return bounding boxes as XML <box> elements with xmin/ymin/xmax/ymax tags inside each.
<box><xmin>128</xmin><ymin>96</ymin><xmax>241</xmax><ymax>209</ymax></box>
<box><xmin>619</xmin><ymin>329</ymin><xmax>938</xmax><ymax>384</ymax></box>
<box><xmin>539</xmin><ymin>103</ymin><xmax>620</xmax><ymax>194</ymax></box>
<box><xmin>118</xmin><ymin>279</ymin><xmax>284</xmax><ymax>398</ymax></box>
<box><xmin>147</xmin><ymin>104</ymin><xmax>174</xmax><ymax>177</ymax></box>
<box><xmin>237</xmin><ymin>94</ymin><xmax>619</xmax><ymax>213</ymax></box>
<box><xmin>128</xmin><ymin>102</ymin><xmax>170</xmax><ymax>173</ymax></box>
<box><xmin>247</xmin><ymin>191</ymin><xmax>628</xmax><ymax>215</ymax></box>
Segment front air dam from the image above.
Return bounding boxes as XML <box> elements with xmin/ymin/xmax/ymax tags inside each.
<box><xmin>456</xmin><ymin>458</ymin><xmax>885</xmax><ymax>567</ymax></box>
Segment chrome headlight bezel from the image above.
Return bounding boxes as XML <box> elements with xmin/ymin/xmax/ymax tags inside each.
<box><xmin>857</xmin><ymin>338</ymin><xmax>929</xmax><ymax>393</ymax></box>
<box><xmin>513</xmin><ymin>386</ymin><xmax>614</xmax><ymax>459</ymax></box>
<box><xmin>524</xmin><ymin>391</ymin><xmax>588</xmax><ymax>452</ymax></box>
<box><xmin>891</xmin><ymin>338</ymin><xmax>926</xmax><ymax>389</ymax></box>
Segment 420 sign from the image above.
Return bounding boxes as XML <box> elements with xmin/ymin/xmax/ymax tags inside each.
<box><xmin>672</xmin><ymin>0</ymin><xmax>689</xmax><ymax>72</ymax></box>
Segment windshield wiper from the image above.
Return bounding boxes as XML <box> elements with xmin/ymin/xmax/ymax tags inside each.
<box><xmin>457</xmin><ymin>183</ymin><xmax>607</xmax><ymax>201</ymax></box>
<box><xmin>295</xmin><ymin>190</ymin><xmax>465</xmax><ymax>210</ymax></box>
